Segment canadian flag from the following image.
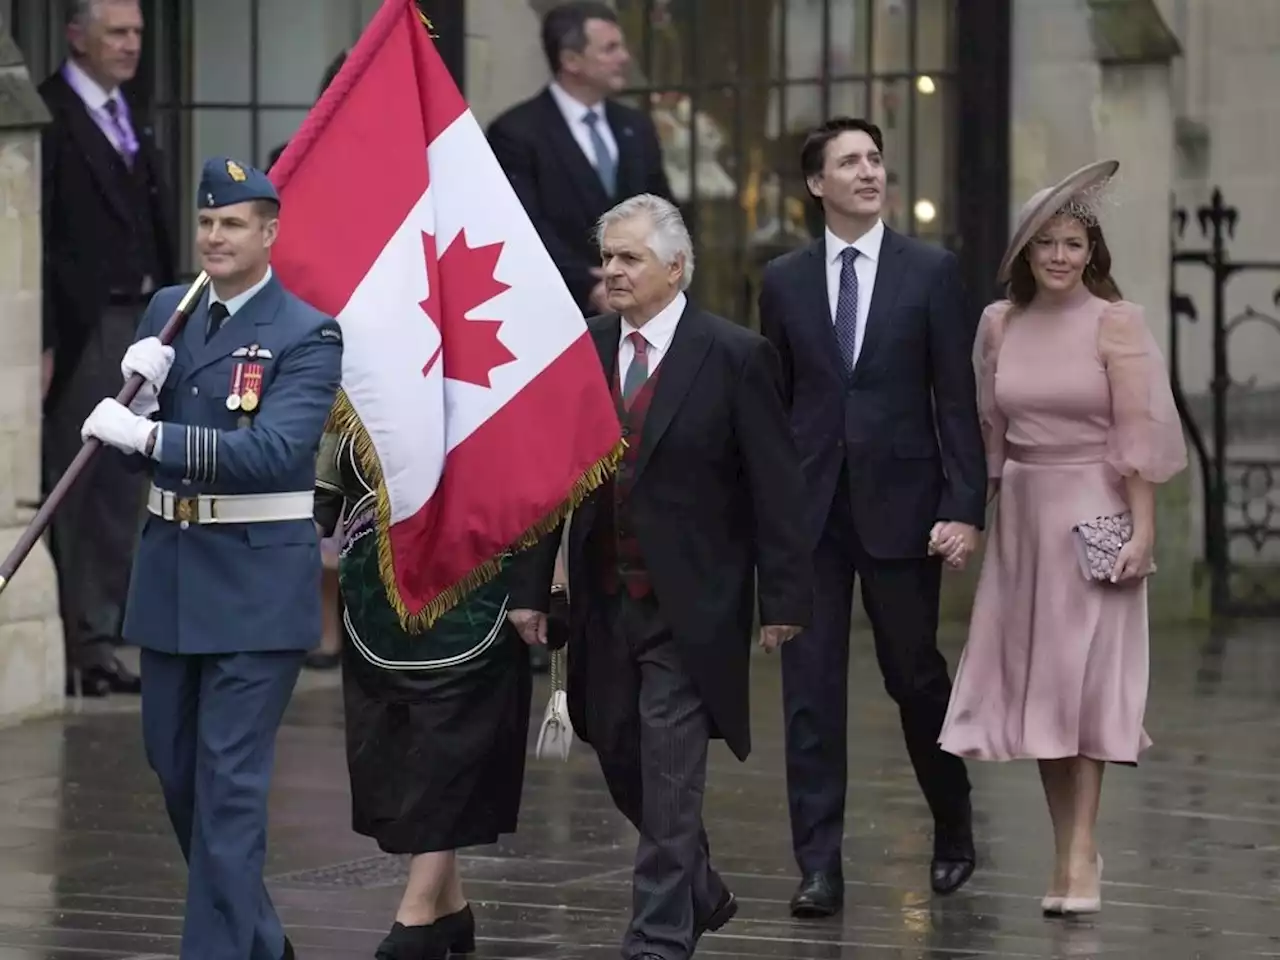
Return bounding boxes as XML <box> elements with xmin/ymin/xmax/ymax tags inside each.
<box><xmin>269</xmin><ymin>0</ymin><xmax>620</xmax><ymax>628</ymax></box>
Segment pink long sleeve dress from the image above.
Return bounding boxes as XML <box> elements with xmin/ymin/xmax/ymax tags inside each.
<box><xmin>938</xmin><ymin>290</ymin><xmax>1188</xmax><ymax>763</ymax></box>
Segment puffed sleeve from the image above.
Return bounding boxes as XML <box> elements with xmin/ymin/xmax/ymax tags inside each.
<box><xmin>1098</xmin><ymin>301</ymin><xmax>1188</xmax><ymax>483</ymax></box>
<box><xmin>974</xmin><ymin>300</ymin><xmax>1012</xmax><ymax>479</ymax></box>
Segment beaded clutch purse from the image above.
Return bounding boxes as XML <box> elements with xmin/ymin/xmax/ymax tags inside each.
<box><xmin>1072</xmin><ymin>512</ymin><xmax>1154</xmax><ymax>581</ymax></box>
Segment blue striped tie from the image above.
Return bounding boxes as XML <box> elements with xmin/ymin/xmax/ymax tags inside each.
<box><xmin>834</xmin><ymin>246</ymin><xmax>859</xmax><ymax>372</ymax></box>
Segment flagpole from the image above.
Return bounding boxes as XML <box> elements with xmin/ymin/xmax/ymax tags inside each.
<box><xmin>0</xmin><ymin>272</ymin><xmax>211</xmax><ymax>597</ymax></box>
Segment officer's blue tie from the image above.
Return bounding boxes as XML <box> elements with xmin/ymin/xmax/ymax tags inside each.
<box><xmin>583</xmin><ymin>110</ymin><xmax>616</xmax><ymax>196</ymax></box>
<box><xmin>834</xmin><ymin>246</ymin><xmax>860</xmax><ymax>372</ymax></box>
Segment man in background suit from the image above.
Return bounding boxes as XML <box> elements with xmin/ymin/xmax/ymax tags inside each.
<box><xmin>758</xmin><ymin>117</ymin><xmax>987</xmax><ymax>915</ymax></box>
<box><xmin>39</xmin><ymin>0</ymin><xmax>176</xmax><ymax>696</ymax></box>
<box><xmin>487</xmin><ymin>1</ymin><xmax>672</xmax><ymax>318</ymax></box>
<box><xmin>508</xmin><ymin>194</ymin><xmax>811</xmax><ymax>960</ymax></box>
<box><xmin>79</xmin><ymin>157</ymin><xmax>342</xmax><ymax>960</ymax></box>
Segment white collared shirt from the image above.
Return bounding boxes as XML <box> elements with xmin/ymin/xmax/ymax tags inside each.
<box><xmin>824</xmin><ymin>218</ymin><xmax>885</xmax><ymax>367</ymax></box>
<box><xmin>211</xmin><ymin>265</ymin><xmax>274</xmax><ymax>317</ymax></box>
<box><xmin>548</xmin><ymin>81</ymin><xmax>618</xmax><ymax>167</ymax></box>
<box><xmin>619</xmin><ymin>291</ymin><xmax>685</xmax><ymax>384</ymax></box>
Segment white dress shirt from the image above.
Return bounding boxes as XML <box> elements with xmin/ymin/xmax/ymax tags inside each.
<box><xmin>548</xmin><ymin>81</ymin><xmax>618</xmax><ymax>167</ymax></box>
<box><xmin>824</xmin><ymin>218</ymin><xmax>885</xmax><ymax>367</ymax></box>
<box><xmin>619</xmin><ymin>291</ymin><xmax>685</xmax><ymax>384</ymax></box>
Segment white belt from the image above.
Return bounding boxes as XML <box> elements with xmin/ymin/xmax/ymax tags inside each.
<box><xmin>148</xmin><ymin>485</ymin><xmax>314</xmax><ymax>524</ymax></box>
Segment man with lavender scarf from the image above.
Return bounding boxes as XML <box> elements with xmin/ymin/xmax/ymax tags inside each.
<box><xmin>38</xmin><ymin>0</ymin><xmax>175</xmax><ymax>697</ymax></box>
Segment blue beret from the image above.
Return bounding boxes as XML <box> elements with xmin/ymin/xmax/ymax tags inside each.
<box><xmin>197</xmin><ymin>156</ymin><xmax>279</xmax><ymax>209</ymax></box>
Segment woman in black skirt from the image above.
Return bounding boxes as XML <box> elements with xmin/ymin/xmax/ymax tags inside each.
<box><xmin>315</xmin><ymin>429</ymin><xmax>532</xmax><ymax>960</ymax></box>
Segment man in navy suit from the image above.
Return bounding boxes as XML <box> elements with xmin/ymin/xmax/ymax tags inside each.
<box><xmin>758</xmin><ymin>117</ymin><xmax>987</xmax><ymax>916</ymax></box>
<box><xmin>80</xmin><ymin>157</ymin><xmax>343</xmax><ymax>960</ymax></box>
<box><xmin>487</xmin><ymin>1</ymin><xmax>672</xmax><ymax>318</ymax></box>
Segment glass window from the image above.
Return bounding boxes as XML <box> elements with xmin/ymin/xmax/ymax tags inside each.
<box><xmin>615</xmin><ymin>0</ymin><xmax>958</xmax><ymax>327</ymax></box>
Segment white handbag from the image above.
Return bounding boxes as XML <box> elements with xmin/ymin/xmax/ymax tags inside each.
<box><xmin>534</xmin><ymin>646</ymin><xmax>574</xmax><ymax>761</ymax></box>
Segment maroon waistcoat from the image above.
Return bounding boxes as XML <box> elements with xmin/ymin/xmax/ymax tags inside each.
<box><xmin>598</xmin><ymin>361</ymin><xmax>663</xmax><ymax>598</ymax></box>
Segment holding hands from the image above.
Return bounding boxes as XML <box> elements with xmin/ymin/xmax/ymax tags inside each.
<box><xmin>929</xmin><ymin>521</ymin><xmax>980</xmax><ymax>570</ymax></box>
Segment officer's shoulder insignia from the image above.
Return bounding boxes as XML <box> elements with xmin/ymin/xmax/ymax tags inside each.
<box><xmin>320</xmin><ymin>326</ymin><xmax>343</xmax><ymax>341</ymax></box>
<box><xmin>226</xmin><ymin>160</ymin><xmax>247</xmax><ymax>182</ymax></box>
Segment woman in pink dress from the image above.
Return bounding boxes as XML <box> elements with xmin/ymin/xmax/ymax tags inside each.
<box><xmin>937</xmin><ymin>160</ymin><xmax>1187</xmax><ymax>916</ymax></box>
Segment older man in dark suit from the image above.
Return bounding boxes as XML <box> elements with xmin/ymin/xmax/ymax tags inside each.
<box><xmin>758</xmin><ymin>117</ymin><xmax>987</xmax><ymax>915</ymax></box>
<box><xmin>507</xmin><ymin>194</ymin><xmax>812</xmax><ymax>960</ymax></box>
<box><xmin>39</xmin><ymin>0</ymin><xmax>175</xmax><ymax>697</ymax></box>
<box><xmin>487</xmin><ymin>1</ymin><xmax>672</xmax><ymax>318</ymax></box>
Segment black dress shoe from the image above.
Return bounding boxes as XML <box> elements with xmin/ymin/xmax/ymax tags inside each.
<box><xmin>435</xmin><ymin>903</ymin><xmax>476</xmax><ymax>954</ymax></box>
<box><xmin>789</xmin><ymin>872</ymin><xmax>843</xmax><ymax>918</ymax></box>
<box><xmin>930</xmin><ymin>857</ymin><xmax>975</xmax><ymax>894</ymax></box>
<box><xmin>376</xmin><ymin>920</ymin><xmax>449</xmax><ymax>959</ymax></box>
<box><xmin>696</xmin><ymin>890</ymin><xmax>738</xmax><ymax>938</ymax></box>
<box><xmin>67</xmin><ymin>660</ymin><xmax>142</xmax><ymax>697</ymax></box>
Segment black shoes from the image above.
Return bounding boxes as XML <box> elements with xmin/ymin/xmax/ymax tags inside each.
<box><xmin>930</xmin><ymin>856</ymin><xmax>976</xmax><ymax>894</ymax></box>
<box><xmin>374</xmin><ymin>904</ymin><xmax>475</xmax><ymax>959</ymax></box>
<box><xmin>696</xmin><ymin>890</ymin><xmax>738</xmax><ymax>938</ymax></box>
<box><xmin>789</xmin><ymin>871</ymin><xmax>844</xmax><ymax>918</ymax></box>
<box><xmin>66</xmin><ymin>658</ymin><xmax>142</xmax><ymax>697</ymax></box>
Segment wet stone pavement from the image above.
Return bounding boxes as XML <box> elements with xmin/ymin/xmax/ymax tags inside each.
<box><xmin>1</xmin><ymin>622</ymin><xmax>1278</xmax><ymax>959</ymax></box>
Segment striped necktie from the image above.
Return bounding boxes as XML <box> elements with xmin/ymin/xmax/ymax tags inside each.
<box><xmin>622</xmin><ymin>332</ymin><xmax>649</xmax><ymax>406</ymax></box>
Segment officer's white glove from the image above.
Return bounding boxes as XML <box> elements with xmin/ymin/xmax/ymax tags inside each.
<box><xmin>81</xmin><ymin>398</ymin><xmax>157</xmax><ymax>456</ymax></box>
<box><xmin>121</xmin><ymin>337</ymin><xmax>174</xmax><ymax>416</ymax></box>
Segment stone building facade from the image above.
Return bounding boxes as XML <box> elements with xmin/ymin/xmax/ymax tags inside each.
<box><xmin>0</xmin><ymin>25</ymin><xmax>62</xmax><ymax>724</ymax></box>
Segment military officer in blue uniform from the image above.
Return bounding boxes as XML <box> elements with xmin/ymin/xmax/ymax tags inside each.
<box><xmin>80</xmin><ymin>156</ymin><xmax>343</xmax><ymax>960</ymax></box>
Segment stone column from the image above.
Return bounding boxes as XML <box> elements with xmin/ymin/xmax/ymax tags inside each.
<box><xmin>0</xmin><ymin>27</ymin><xmax>64</xmax><ymax>724</ymax></box>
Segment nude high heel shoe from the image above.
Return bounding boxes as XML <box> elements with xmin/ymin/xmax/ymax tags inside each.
<box><xmin>1060</xmin><ymin>855</ymin><xmax>1103</xmax><ymax>915</ymax></box>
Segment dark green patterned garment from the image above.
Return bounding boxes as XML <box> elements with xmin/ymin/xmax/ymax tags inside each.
<box><xmin>315</xmin><ymin>430</ymin><xmax>511</xmax><ymax>671</ymax></box>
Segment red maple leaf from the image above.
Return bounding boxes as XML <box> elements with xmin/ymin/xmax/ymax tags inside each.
<box><xmin>419</xmin><ymin>229</ymin><xmax>516</xmax><ymax>387</ymax></box>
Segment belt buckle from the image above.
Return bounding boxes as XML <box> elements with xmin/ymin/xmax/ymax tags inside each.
<box><xmin>174</xmin><ymin>496</ymin><xmax>198</xmax><ymax>523</ymax></box>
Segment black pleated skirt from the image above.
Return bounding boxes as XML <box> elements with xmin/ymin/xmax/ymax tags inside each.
<box><xmin>340</xmin><ymin>621</ymin><xmax>532</xmax><ymax>855</ymax></box>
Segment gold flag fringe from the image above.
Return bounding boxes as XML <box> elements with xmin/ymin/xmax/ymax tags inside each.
<box><xmin>325</xmin><ymin>389</ymin><xmax>622</xmax><ymax>633</ymax></box>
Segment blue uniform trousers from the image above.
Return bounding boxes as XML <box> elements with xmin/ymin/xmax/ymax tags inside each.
<box><xmin>140</xmin><ymin>648</ymin><xmax>304</xmax><ymax>960</ymax></box>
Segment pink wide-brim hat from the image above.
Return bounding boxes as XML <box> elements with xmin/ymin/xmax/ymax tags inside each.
<box><xmin>996</xmin><ymin>159</ymin><xmax>1119</xmax><ymax>284</ymax></box>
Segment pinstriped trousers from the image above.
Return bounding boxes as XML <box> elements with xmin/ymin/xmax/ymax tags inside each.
<box><xmin>586</xmin><ymin>591</ymin><xmax>728</xmax><ymax>960</ymax></box>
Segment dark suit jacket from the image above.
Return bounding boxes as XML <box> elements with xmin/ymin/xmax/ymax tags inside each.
<box><xmin>509</xmin><ymin>303</ymin><xmax>812</xmax><ymax>761</ymax></box>
<box><xmin>486</xmin><ymin>88</ymin><xmax>673</xmax><ymax>312</ymax></box>
<box><xmin>39</xmin><ymin>69</ymin><xmax>176</xmax><ymax>405</ymax></box>
<box><xmin>758</xmin><ymin>228</ymin><xmax>986</xmax><ymax>559</ymax></box>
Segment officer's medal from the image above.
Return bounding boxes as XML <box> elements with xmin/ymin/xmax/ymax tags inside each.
<box><xmin>240</xmin><ymin>363</ymin><xmax>263</xmax><ymax>412</ymax></box>
<box><xmin>226</xmin><ymin>363</ymin><xmax>244</xmax><ymax>411</ymax></box>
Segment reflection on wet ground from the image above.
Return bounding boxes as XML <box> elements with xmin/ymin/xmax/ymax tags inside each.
<box><xmin>0</xmin><ymin>622</ymin><xmax>1277</xmax><ymax>958</ymax></box>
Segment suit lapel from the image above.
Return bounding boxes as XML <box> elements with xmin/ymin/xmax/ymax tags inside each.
<box><xmin>50</xmin><ymin>77</ymin><xmax>134</xmax><ymax>226</ymax></box>
<box><xmin>853</xmin><ymin>228</ymin><xmax>906</xmax><ymax>380</ymax></box>
<box><xmin>634</xmin><ymin>303</ymin><xmax>711</xmax><ymax>483</ymax></box>
<box><xmin>184</xmin><ymin>277</ymin><xmax>285</xmax><ymax>376</ymax></box>
<box><xmin>797</xmin><ymin>241</ymin><xmax>847</xmax><ymax>380</ymax></box>
<box><xmin>538</xmin><ymin>90</ymin><xmax>611</xmax><ymax>211</ymax></box>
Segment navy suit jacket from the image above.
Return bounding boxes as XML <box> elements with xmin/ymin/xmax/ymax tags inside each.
<box><xmin>758</xmin><ymin>229</ymin><xmax>986</xmax><ymax>559</ymax></box>
<box><xmin>121</xmin><ymin>275</ymin><xmax>343</xmax><ymax>655</ymax></box>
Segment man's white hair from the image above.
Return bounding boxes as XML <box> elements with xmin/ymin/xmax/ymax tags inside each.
<box><xmin>595</xmin><ymin>193</ymin><xmax>695</xmax><ymax>291</ymax></box>
<box><xmin>67</xmin><ymin>0</ymin><xmax>135</xmax><ymax>26</ymax></box>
